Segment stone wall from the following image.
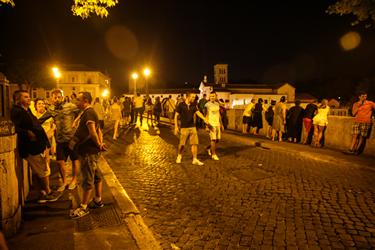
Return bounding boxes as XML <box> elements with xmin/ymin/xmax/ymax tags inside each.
<box><xmin>226</xmin><ymin>109</ymin><xmax>375</xmax><ymax>157</ymax></box>
<box><xmin>0</xmin><ymin>121</ymin><xmax>29</xmax><ymax>237</ymax></box>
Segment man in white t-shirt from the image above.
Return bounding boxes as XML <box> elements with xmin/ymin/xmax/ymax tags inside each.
<box><xmin>205</xmin><ymin>92</ymin><xmax>224</xmax><ymax>160</ymax></box>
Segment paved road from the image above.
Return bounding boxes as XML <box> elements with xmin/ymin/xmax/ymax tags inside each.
<box><xmin>103</xmin><ymin>123</ymin><xmax>375</xmax><ymax>250</ymax></box>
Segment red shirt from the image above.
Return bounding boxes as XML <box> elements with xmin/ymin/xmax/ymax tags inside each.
<box><xmin>352</xmin><ymin>101</ymin><xmax>375</xmax><ymax>123</ymax></box>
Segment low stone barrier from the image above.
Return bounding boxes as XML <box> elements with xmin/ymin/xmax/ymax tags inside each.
<box><xmin>226</xmin><ymin>109</ymin><xmax>375</xmax><ymax>156</ymax></box>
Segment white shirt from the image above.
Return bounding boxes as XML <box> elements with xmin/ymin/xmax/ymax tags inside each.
<box><xmin>134</xmin><ymin>96</ymin><xmax>144</xmax><ymax>109</ymax></box>
<box><xmin>205</xmin><ymin>101</ymin><xmax>221</xmax><ymax>127</ymax></box>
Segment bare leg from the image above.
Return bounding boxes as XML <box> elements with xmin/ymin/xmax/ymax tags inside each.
<box><xmin>178</xmin><ymin>144</ymin><xmax>185</xmax><ymax>155</ymax></box>
<box><xmin>191</xmin><ymin>144</ymin><xmax>198</xmax><ymax>159</ymax></box>
<box><xmin>278</xmin><ymin>131</ymin><xmax>283</xmax><ymax>142</ymax></box>
<box><xmin>82</xmin><ymin>189</ymin><xmax>93</xmax><ymax>206</ymax></box>
<box><xmin>349</xmin><ymin>134</ymin><xmax>358</xmax><ymax>151</ymax></box>
<box><xmin>210</xmin><ymin>140</ymin><xmax>216</xmax><ymax>156</ymax></box>
<box><xmin>41</xmin><ymin>176</ymin><xmax>51</xmax><ymax>194</ymax></box>
<box><xmin>312</xmin><ymin>125</ymin><xmax>319</xmax><ymax>146</ymax></box>
<box><xmin>56</xmin><ymin>160</ymin><xmax>67</xmax><ymax>185</ymax></box>
<box><xmin>356</xmin><ymin>136</ymin><xmax>364</xmax><ymax>152</ymax></box>
<box><xmin>70</xmin><ymin>160</ymin><xmax>80</xmax><ymax>185</ymax></box>
<box><xmin>95</xmin><ymin>181</ymin><xmax>103</xmax><ymax>200</ymax></box>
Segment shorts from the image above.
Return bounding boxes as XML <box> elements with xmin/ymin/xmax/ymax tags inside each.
<box><xmin>242</xmin><ymin>116</ymin><xmax>251</xmax><ymax>124</ymax></box>
<box><xmin>303</xmin><ymin>118</ymin><xmax>313</xmax><ymax>133</ymax></box>
<box><xmin>26</xmin><ymin>154</ymin><xmax>50</xmax><ymax>178</ymax></box>
<box><xmin>80</xmin><ymin>154</ymin><xmax>102</xmax><ymax>191</ymax></box>
<box><xmin>56</xmin><ymin>142</ymin><xmax>79</xmax><ymax>162</ymax></box>
<box><xmin>209</xmin><ymin>126</ymin><xmax>221</xmax><ymax>140</ymax></box>
<box><xmin>179</xmin><ymin>127</ymin><xmax>199</xmax><ymax>146</ymax></box>
<box><xmin>352</xmin><ymin>122</ymin><xmax>372</xmax><ymax>137</ymax></box>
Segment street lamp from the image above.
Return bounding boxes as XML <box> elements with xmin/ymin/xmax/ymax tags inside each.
<box><xmin>143</xmin><ymin>67</ymin><xmax>151</xmax><ymax>96</ymax></box>
<box><xmin>131</xmin><ymin>72</ymin><xmax>138</xmax><ymax>95</ymax></box>
<box><xmin>52</xmin><ymin>66</ymin><xmax>61</xmax><ymax>88</ymax></box>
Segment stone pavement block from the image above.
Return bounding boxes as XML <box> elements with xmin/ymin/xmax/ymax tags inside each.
<box><xmin>102</xmin><ymin>124</ymin><xmax>375</xmax><ymax>249</ymax></box>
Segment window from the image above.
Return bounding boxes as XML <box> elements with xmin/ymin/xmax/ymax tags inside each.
<box><xmin>72</xmin><ymin>77</ymin><xmax>75</xmax><ymax>83</ymax></box>
<box><xmin>87</xmin><ymin>78</ymin><xmax>92</xmax><ymax>84</ymax></box>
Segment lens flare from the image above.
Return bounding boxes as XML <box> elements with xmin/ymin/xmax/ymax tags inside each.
<box><xmin>105</xmin><ymin>25</ymin><xmax>139</xmax><ymax>61</ymax></box>
<box><xmin>340</xmin><ymin>31</ymin><xmax>361</xmax><ymax>51</ymax></box>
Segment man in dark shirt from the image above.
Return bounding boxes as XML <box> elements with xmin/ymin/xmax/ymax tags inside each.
<box><xmin>174</xmin><ymin>92</ymin><xmax>209</xmax><ymax>165</ymax></box>
<box><xmin>11</xmin><ymin>90</ymin><xmax>60</xmax><ymax>203</ymax></box>
<box><xmin>70</xmin><ymin>92</ymin><xmax>107</xmax><ymax>219</ymax></box>
<box><xmin>302</xmin><ymin>100</ymin><xmax>318</xmax><ymax>144</ymax></box>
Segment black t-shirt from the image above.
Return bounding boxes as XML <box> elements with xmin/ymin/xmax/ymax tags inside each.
<box><xmin>74</xmin><ymin>107</ymin><xmax>100</xmax><ymax>155</ymax></box>
<box><xmin>304</xmin><ymin>103</ymin><xmax>317</xmax><ymax>119</ymax></box>
<box><xmin>176</xmin><ymin>102</ymin><xmax>198</xmax><ymax>128</ymax></box>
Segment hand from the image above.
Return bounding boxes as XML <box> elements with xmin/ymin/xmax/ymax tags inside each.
<box><xmin>27</xmin><ymin>130</ymin><xmax>37</xmax><ymax>141</ymax></box>
<box><xmin>99</xmin><ymin>143</ymin><xmax>107</xmax><ymax>151</ymax></box>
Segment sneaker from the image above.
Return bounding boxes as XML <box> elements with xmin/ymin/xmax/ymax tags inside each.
<box><xmin>212</xmin><ymin>155</ymin><xmax>219</xmax><ymax>161</ymax></box>
<box><xmin>38</xmin><ymin>191</ymin><xmax>62</xmax><ymax>203</ymax></box>
<box><xmin>88</xmin><ymin>199</ymin><xmax>104</xmax><ymax>209</ymax></box>
<box><xmin>207</xmin><ymin>149</ymin><xmax>212</xmax><ymax>156</ymax></box>
<box><xmin>70</xmin><ymin>206</ymin><xmax>89</xmax><ymax>219</ymax></box>
<box><xmin>192</xmin><ymin>159</ymin><xmax>204</xmax><ymax>166</ymax></box>
<box><xmin>68</xmin><ymin>182</ymin><xmax>77</xmax><ymax>190</ymax></box>
<box><xmin>176</xmin><ymin>154</ymin><xmax>182</xmax><ymax>164</ymax></box>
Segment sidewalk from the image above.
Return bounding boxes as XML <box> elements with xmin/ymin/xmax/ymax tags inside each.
<box><xmin>6</xmin><ymin>157</ymin><xmax>141</xmax><ymax>250</ymax></box>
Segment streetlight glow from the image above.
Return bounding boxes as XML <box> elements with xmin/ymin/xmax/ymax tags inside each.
<box><xmin>101</xmin><ymin>88</ymin><xmax>109</xmax><ymax>98</ymax></box>
<box><xmin>132</xmin><ymin>72</ymin><xmax>139</xmax><ymax>80</ymax></box>
<box><xmin>52</xmin><ymin>67</ymin><xmax>61</xmax><ymax>78</ymax></box>
<box><xmin>143</xmin><ymin>68</ymin><xmax>151</xmax><ymax>77</ymax></box>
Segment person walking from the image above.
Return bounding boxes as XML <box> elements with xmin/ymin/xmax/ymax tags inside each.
<box><xmin>205</xmin><ymin>92</ymin><xmax>224</xmax><ymax>161</ymax></box>
<box><xmin>347</xmin><ymin>91</ymin><xmax>375</xmax><ymax>154</ymax></box>
<box><xmin>11</xmin><ymin>90</ymin><xmax>59</xmax><ymax>203</ymax></box>
<box><xmin>50</xmin><ymin>89</ymin><xmax>81</xmax><ymax>191</ymax></box>
<box><xmin>272</xmin><ymin>96</ymin><xmax>287</xmax><ymax>142</ymax></box>
<box><xmin>145</xmin><ymin>97</ymin><xmax>154</xmax><ymax>124</ymax></box>
<box><xmin>312</xmin><ymin>99</ymin><xmax>330</xmax><ymax>147</ymax></box>
<box><xmin>70</xmin><ymin>92</ymin><xmax>106</xmax><ymax>219</ymax></box>
<box><xmin>174</xmin><ymin>92</ymin><xmax>209</xmax><ymax>165</ymax></box>
<box><xmin>153</xmin><ymin>96</ymin><xmax>162</xmax><ymax>126</ymax></box>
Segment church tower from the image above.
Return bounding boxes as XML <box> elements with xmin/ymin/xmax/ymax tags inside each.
<box><xmin>214</xmin><ymin>64</ymin><xmax>228</xmax><ymax>87</ymax></box>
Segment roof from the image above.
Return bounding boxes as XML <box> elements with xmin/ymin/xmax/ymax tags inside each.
<box><xmin>145</xmin><ymin>88</ymin><xmax>200</xmax><ymax>94</ymax></box>
<box><xmin>296</xmin><ymin>92</ymin><xmax>317</xmax><ymax>100</ymax></box>
<box><xmin>62</xmin><ymin>64</ymin><xmax>105</xmax><ymax>73</ymax></box>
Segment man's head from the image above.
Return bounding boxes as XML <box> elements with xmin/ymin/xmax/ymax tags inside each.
<box><xmin>186</xmin><ymin>92</ymin><xmax>196</xmax><ymax>104</ymax></box>
<box><xmin>51</xmin><ymin>89</ymin><xmax>64</xmax><ymax>105</ymax></box>
<box><xmin>358</xmin><ymin>91</ymin><xmax>367</xmax><ymax>102</ymax></box>
<box><xmin>76</xmin><ymin>92</ymin><xmax>92</xmax><ymax>109</ymax></box>
<box><xmin>13</xmin><ymin>90</ymin><xmax>30</xmax><ymax>107</ymax></box>
<box><xmin>209</xmin><ymin>92</ymin><xmax>217</xmax><ymax>102</ymax></box>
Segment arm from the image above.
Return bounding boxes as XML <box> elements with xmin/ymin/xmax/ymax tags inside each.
<box><xmin>87</xmin><ymin>122</ymin><xmax>106</xmax><ymax>151</ymax></box>
<box><xmin>195</xmin><ymin>110</ymin><xmax>208</xmax><ymax>122</ymax></box>
<box><xmin>352</xmin><ymin>102</ymin><xmax>360</xmax><ymax>116</ymax></box>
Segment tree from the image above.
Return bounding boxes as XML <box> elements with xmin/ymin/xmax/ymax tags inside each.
<box><xmin>327</xmin><ymin>0</ymin><xmax>375</xmax><ymax>27</ymax></box>
<box><xmin>0</xmin><ymin>0</ymin><xmax>119</xmax><ymax>19</ymax></box>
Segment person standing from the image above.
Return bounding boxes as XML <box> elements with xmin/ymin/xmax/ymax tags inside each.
<box><xmin>110</xmin><ymin>97</ymin><xmax>122</xmax><ymax>140</ymax></box>
<box><xmin>251</xmin><ymin>98</ymin><xmax>265</xmax><ymax>135</ymax></box>
<box><xmin>11</xmin><ymin>90</ymin><xmax>59</xmax><ymax>203</ymax></box>
<box><xmin>153</xmin><ymin>96</ymin><xmax>162</xmax><ymax>126</ymax></box>
<box><xmin>272</xmin><ymin>96</ymin><xmax>287</xmax><ymax>142</ymax></box>
<box><xmin>70</xmin><ymin>92</ymin><xmax>106</xmax><ymax>219</ymax></box>
<box><xmin>205</xmin><ymin>92</ymin><xmax>224</xmax><ymax>161</ymax></box>
<box><xmin>93</xmin><ymin>97</ymin><xmax>105</xmax><ymax>130</ymax></box>
<box><xmin>286</xmin><ymin>100</ymin><xmax>305</xmax><ymax>143</ymax></box>
<box><xmin>312</xmin><ymin>99</ymin><xmax>330</xmax><ymax>147</ymax></box>
<box><xmin>242</xmin><ymin>99</ymin><xmax>255</xmax><ymax>134</ymax></box>
<box><xmin>347</xmin><ymin>92</ymin><xmax>375</xmax><ymax>154</ymax></box>
<box><xmin>302</xmin><ymin>100</ymin><xmax>318</xmax><ymax>144</ymax></box>
<box><xmin>133</xmin><ymin>93</ymin><xmax>144</xmax><ymax>126</ymax></box>
<box><xmin>265</xmin><ymin>100</ymin><xmax>275</xmax><ymax>139</ymax></box>
<box><xmin>166</xmin><ymin>95</ymin><xmax>176</xmax><ymax>126</ymax></box>
<box><xmin>174</xmin><ymin>93</ymin><xmax>209</xmax><ymax>165</ymax></box>
<box><xmin>50</xmin><ymin>89</ymin><xmax>80</xmax><ymax>191</ymax></box>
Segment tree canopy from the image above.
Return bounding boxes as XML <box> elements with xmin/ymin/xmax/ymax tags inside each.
<box><xmin>327</xmin><ymin>0</ymin><xmax>375</xmax><ymax>27</ymax></box>
<box><xmin>0</xmin><ymin>0</ymin><xmax>119</xmax><ymax>19</ymax></box>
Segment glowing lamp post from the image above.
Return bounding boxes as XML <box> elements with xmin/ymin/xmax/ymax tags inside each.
<box><xmin>52</xmin><ymin>66</ymin><xmax>61</xmax><ymax>88</ymax></box>
<box><xmin>131</xmin><ymin>72</ymin><xmax>138</xmax><ymax>95</ymax></box>
<box><xmin>101</xmin><ymin>88</ymin><xmax>109</xmax><ymax>98</ymax></box>
<box><xmin>143</xmin><ymin>68</ymin><xmax>151</xmax><ymax>96</ymax></box>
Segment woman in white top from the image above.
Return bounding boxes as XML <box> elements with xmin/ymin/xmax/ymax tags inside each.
<box><xmin>312</xmin><ymin>99</ymin><xmax>330</xmax><ymax>147</ymax></box>
<box><xmin>110</xmin><ymin>97</ymin><xmax>122</xmax><ymax>140</ymax></box>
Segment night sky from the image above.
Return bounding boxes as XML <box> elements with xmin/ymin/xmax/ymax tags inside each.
<box><xmin>1</xmin><ymin>0</ymin><xmax>375</xmax><ymax>99</ymax></box>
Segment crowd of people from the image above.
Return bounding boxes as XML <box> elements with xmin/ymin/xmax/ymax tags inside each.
<box><xmin>241</xmin><ymin>92</ymin><xmax>375</xmax><ymax>153</ymax></box>
<box><xmin>7</xmin><ymin>88</ymin><xmax>374</xmax><ymax>224</ymax></box>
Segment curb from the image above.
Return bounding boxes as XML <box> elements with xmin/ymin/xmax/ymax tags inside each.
<box><xmin>98</xmin><ymin>156</ymin><xmax>162</xmax><ymax>250</ymax></box>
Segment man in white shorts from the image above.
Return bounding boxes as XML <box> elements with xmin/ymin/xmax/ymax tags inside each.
<box><xmin>205</xmin><ymin>92</ymin><xmax>224</xmax><ymax>160</ymax></box>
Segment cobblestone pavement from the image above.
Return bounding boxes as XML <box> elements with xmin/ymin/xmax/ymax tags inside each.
<box><xmin>103</xmin><ymin>123</ymin><xmax>375</xmax><ymax>249</ymax></box>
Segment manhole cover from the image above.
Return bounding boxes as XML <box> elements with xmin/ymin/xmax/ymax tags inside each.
<box><xmin>75</xmin><ymin>204</ymin><xmax>123</xmax><ymax>232</ymax></box>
